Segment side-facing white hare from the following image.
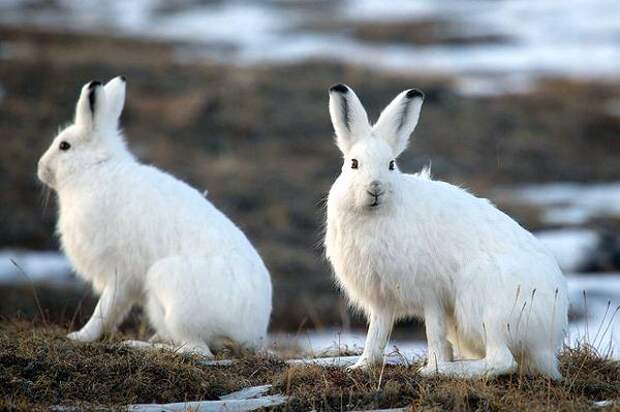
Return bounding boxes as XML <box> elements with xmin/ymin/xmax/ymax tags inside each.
<box><xmin>37</xmin><ymin>77</ymin><xmax>272</xmax><ymax>356</ymax></box>
<box><xmin>324</xmin><ymin>84</ymin><xmax>568</xmax><ymax>378</ymax></box>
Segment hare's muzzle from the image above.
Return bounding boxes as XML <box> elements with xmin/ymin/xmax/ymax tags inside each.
<box><xmin>37</xmin><ymin>159</ymin><xmax>53</xmax><ymax>187</ymax></box>
<box><xmin>366</xmin><ymin>180</ymin><xmax>384</xmax><ymax>208</ymax></box>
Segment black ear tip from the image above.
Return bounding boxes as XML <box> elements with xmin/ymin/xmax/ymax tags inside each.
<box><xmin>329</xmin><ymin>83</ymin><xmax>349</xmax><ymax>94</ymax></box>
<box><xmin>88</xmin><ymin>80</ymin><xmax>102</xmax><ymax>90</ymax></box>
<box><xmin>406</xmin><ymin>88</ymin><xmax>424</xmax><ymax>99</ymax></box>
<box><xmin>87</xmin><ymin>81</ymin><xmax>102</xmax><ymax>112</ymax></box>
<box><xmin>120</xmin><ymin>75</ymin><xmax>126</xmax><ymax>82</ymax></box>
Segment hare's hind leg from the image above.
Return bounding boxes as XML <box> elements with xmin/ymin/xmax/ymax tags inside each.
<box><xmin>424</xmin><ymin>303</ymin><xmax>454</xmax><ymax>370</ymax></box>
<box><xmin>148</xmin><ymin>293</ymin><xmax>215</xmax><ymax>358</ymax></box>
<box><xmin>446</xmin><ymin>316</ymin><xmax>484</xmax><ymax>360</ymax></box>
<box><xmin>145</xmin><ymin>256</ymin><xmax>224</xmax><ymax>358</ymax></box>
<box><xmin>146</xmin><ymin>256</ymin><xmax>213</xmax><ymax>357</ymax></box>
<box><xmin>175</xmin><ymin>340</ymin><xmax>214</xmax><ymax>357</ymax></box>
<box><xmin>419</xmin><ymin>344</ymin><xmax>517</xmax><ymax>378</ymax></box>
<box><xmin>524</xmin><ymin>350</ymin><xmax>561</xmax><ymax>380</ymax></box>
<box><xmin>145</xmin><ymin>293</ymin><xmax>171</xmax><ymax>343</ymax></box>
<box><xmin>420</xmin><ymin>313</ymin><xmax>517</xmax><ymax>377</ymax></box>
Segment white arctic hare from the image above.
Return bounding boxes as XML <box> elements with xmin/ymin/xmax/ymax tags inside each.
<box><xmin>324</xmin><ymin>84</ymin><xmax>568</xmax><ymax>378</ymax></box>
<box><xmin>37</xmin><ymin>77</ymin><xmax>272</xmax><ymax>356</ymax></box>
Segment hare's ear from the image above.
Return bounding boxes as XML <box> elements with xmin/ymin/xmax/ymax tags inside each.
<box><xmin>103</xmin><ymin>75</ymin><xmax>126</xmax><ymax>126</ymax></box>
<box><xmin>373</xmin><ymin>89</ymin><xmax>424</xmax><ymax>157</ymax></box>
<box><xmin>328</xmin><ymin>84</ymin><xmax>371</xmax><ymax>154</ymax></box>
<box><xmin>74</xmin><ymin>80</ymin><xmax>106</xmax><ymax>130</ymax></box>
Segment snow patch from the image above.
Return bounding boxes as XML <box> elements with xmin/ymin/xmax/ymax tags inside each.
<box><xmin>271</xmin><ymin>329</ymin><xmax>426</xmax><ymax>358</ymax></box>
<box><xmin>535</xmin><ymin>229</ymin><xmax>599</xmax><ymax>272</ymax></box>
<box><xmin>0</xmin><ymin>249</ymin><xmax>74</xmax><ymax>284</ymax></box>
<box><xmin>567</xmin><ymin>274</ymin><xmax>620</xmax><ymax>356</ymax></box>
<box><xmin>0</xmin><ymin>0</ymin><xmax>619</xmax><ymax>90</ymax></box>
<box><xmin>498</xmin><ymin>182</ymin><xmax>620</xmax><ymax>225</ymax></box>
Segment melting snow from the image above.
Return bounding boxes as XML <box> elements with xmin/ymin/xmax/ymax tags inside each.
<box><xmin>498</xmin><ymin>182</ymin><xmax>620</xmax><ymax>225</ymax></box>
<box><xmin>0</xmin><ymin>0</ymin><xmax>619</xmax><ymax>93</ymax></box>
<box><xmin>0</xmin><ymin>249</ymin><xmax>73</xmax><ymax>284</ymax></box>
<box><xmin>535</xmin><ymin>229</ymin><xmax>599</xmax><ymax>272</ymax></box>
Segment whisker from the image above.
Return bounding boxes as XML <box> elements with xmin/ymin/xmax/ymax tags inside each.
<box><xmin>40</xmin><ymin>185</ymin><xmax>52</xmax><ymax>216</ymax></box>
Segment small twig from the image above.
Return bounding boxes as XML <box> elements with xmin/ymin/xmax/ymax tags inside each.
<box><xmin>583</xmin><ymin>290</ymin><xmax>589</xmax><ymax>345</ymax></box>
<box><xmin>69</xmin><ymin>285</ymin><xmax>92</xmax><ymax>333</ymax></box>
<box><xmin>593</xmin><ymin>300</ymin><xmax>611</xmax><ymax>350</ymax></box>
<box><xmin>549</xmin><ymin>288</ymin><xmax>559</xmax><ymax>363</ymax></box>
<box><xmin>596</xmin><ymin>305</ymin><xmax>620</xmax><ymax>355</ymax></box>
<box><xmin>377</xmin><ymin>357</ymin><xmax>387</xmax><ymax>391</ymax></box>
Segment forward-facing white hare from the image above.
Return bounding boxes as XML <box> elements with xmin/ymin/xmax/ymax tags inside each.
<box><xmin>324</xmin><ymin>84</ymin><xmax>568</xmax><ymax>378</ymax></box>
<box><xmin>37</xmin><ymin>77</ymin><xmax>272</xmax><ymax>355</ymax></box>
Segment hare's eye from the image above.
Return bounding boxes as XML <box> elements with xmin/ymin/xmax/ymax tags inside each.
<box><xmin>351</xmin><ymin>159</ymin><xmax>358</xmax><ymax>169</ymax></box>
<box><xmin>389</xmin><ymin>160</ymin><xmax>395</xmax><ymax>171</ymax></box>
<box><xmin>59</xmin><ymin>141</ymin><xmax>71</xmax><ymax>151</ymax></box>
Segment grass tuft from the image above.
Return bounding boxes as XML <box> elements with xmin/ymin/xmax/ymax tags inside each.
<box><xmin>1</xmin><ymin>321</ymin><xmax>619</xmax><ymax>411</ymax></box>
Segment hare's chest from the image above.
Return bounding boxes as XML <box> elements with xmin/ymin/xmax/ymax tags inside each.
<box><xmin>57</xmin><ymin>193</ymin><xmax>133</xmax><ymax>286</ymax></box>
<box><xmin>326</xmin><ymin>216</ymin><xmax>418</xmax><ymax>311</ymax></box>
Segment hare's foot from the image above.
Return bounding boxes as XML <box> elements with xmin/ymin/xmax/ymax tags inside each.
<box><xmin>67</xmin><ymin>327</ymin><xmax>101</xmax><ymax>343</ymax></box>
<box><xmin>68</xmin><ymin>282</ymin><xmax>133</xmax><ymax>343</ymax></box>
<box><xmin>349</xmin><ymin>310</ymin><xmax>393</xmax><ymax>370</ymax></box>
<box><xmin>418</xmin><ymin>346</ymin><xmax>516</xmax><ymax>378</ymax></box>
<box><xmin>348</xmin><ymin>357</ymin><xmax>369</xmax><ymax>370</ymax></box>
<box><xmin>177</xmin><ymin>341</ymin><xmax>214</xmax><ymax>358</ymax></box>
<box><xmin>122</xmin><ymin>339</ymin><xmax>178</xmax><ymax>353</ymax></box>
<box><xmin>148</xmin><ymin>333</ymin><xmax>167</xmax><ymax>343</ymax></box>
<box><xmin>348</xmin><ymin>354</ymin><xmax>383</xmax><ymax>370</ymax></box>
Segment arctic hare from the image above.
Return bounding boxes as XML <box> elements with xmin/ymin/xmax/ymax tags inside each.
<box><xmin>37</xmin><ymin>77</ymin><xmax>272</xmax><ymax>355</ymax></box>
<box><xmin>324</xmin><ymin>84</ymin><xmax>568</xmax><ymax>378</ymax></box>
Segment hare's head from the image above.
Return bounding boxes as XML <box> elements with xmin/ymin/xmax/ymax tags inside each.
<box><xmin>328</xmin><ymin>84</ymin><xmax>424</xmax><ymax>211</ymax></box>
<box><xmin>38</xmin><ymin>76</ymin><xmax>129</xmax><ymax>189</ymax></box>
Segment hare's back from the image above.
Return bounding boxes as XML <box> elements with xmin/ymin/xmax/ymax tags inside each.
<box><xmin>403</xmin><ymin>175</ymin><xmax>549</xmax><ymax>256</ymax></box>
<box><xmin>102</xmin><ymin>164</ymin><xmax>249</xmax><ymax>256</ymax></box>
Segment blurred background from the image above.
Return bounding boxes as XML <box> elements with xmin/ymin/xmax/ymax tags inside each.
<box><xmin>0</xmin><ymin>0</ymin><xmax>619</xmax><ymax>356</ymax></box>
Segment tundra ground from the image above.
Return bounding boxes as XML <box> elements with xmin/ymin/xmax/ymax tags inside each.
<box><xmin>1</xmin><ymin>321</ymin><xmax>619</xmax><ymax>411</ymax></box>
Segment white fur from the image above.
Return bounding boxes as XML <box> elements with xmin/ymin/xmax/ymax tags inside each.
<box><xmin>324</xmin><ymin>84</ymin><xmax>568</xmax><ymax>378</ymax></box>
<box><xmin>38</xmin><ymin>77</ymin><xmax>272</xmax><ymax>355</ymax></box>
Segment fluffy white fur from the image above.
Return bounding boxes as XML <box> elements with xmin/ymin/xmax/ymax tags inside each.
<box><xmin>37</xmin><ymin>77</ymin><xmax>272</xmax><ymax>356</ymax></box>
<box><xmin>324</xmin><ymin>84</ymin><xmax>568</xmax><ymax>378</ymax></box>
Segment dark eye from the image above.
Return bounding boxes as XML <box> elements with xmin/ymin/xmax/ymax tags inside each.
<box><xmin>389</xmin><ymin>160</ymin><xmax>395</xmax><ymax>170</ymax></box>
<box><xmin>59</xmin><ymin>141</ymin><xmax>71</xmax><ymax>151</ymax></box>
<box><xmin>351</xmin><ymin>159</ymin><xmax>358</xmax><ymax>169</ymax></box>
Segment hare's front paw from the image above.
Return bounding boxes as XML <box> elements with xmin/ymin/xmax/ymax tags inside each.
<box><xmin>417</xmin><ymin>365</ymin><xmax>439</xmax><ymax>377</ymax></box>
<box><xmin>67</xmin><ymin>328</ymin><xmax>99</xmax><ymax>343</ymax></box>
<box><xmin>348</xmin><ymin>355</ymin><xmax>379</xmax><ymax>370</ymax></box>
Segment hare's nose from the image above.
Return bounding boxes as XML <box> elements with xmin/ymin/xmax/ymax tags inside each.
<box><xmin>368</xmin><ymin>180</ymin><xmax>384</xmax><ymax>196</ymax></box>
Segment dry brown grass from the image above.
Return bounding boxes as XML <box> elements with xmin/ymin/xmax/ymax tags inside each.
<box><xmin>0</xmin><ymin>321</ymin><xmax>286</xmax><ymax>411</ymax></box>
<box><xmin>1</xmin><ymin>321</ymin><xmax>619</xmax><ymax>411</ymax></box>
<box><xmin>275</xmin><ymin>345</ymin><xmax>620</xmax><ymax>411</ymax></box>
